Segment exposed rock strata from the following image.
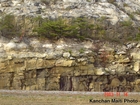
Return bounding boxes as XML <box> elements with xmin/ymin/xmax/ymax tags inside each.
<box><xmin>0</xmin><ymin>0</ymin><xmax>140</xmax><ymax>92</ymax></box>
<box><xmin>0</xmin><ymin>37</ymin><xmax>140</xmax><ymax>91</ymax></box>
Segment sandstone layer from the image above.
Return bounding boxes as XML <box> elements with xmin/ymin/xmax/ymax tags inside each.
<box><xmin>0</xmin><ymin>37</ymin><xmax>140</xmax><ymax>92</ymax></box>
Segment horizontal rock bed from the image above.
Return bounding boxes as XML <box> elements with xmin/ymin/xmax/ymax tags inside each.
<box><xmin>0</xmin><ymin>38</ymin><xmax>140</xmax><ymax>91</ymax></box>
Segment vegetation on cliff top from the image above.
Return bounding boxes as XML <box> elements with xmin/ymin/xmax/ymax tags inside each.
<box><xmin>33</xmin><ymin>16</ymin><xmax>94</xmax><ymax>40</ymax></box>
<box><xmin>0</xmin><ymin>15</ymin><xmax>140</xmax><ymax>43</ymax></box>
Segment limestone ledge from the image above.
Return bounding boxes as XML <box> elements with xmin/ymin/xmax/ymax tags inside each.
<box><xmin>1</xmin><ymin>37</ymin><xmax>140</xmax><ymax>91</ymax></box>
<box><xmin>0</xmin><ymin>37</ymin><xmax>140</xmax><ymax>75</ymax></box>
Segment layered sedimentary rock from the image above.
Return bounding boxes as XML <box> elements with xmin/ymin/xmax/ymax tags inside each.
<box><xmin>0</xmin><ymin>37</ymin><xmax>140</xmax><ymax>92</ymax></box>
<box><xmin>0</xmin><ymin>0</ymin><xmax>140</xmax><ymax>92</ymax></box>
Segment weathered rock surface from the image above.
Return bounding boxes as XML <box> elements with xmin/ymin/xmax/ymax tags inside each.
<box><xmin>0</xmin><ymin>0</ymin><xmax>140</xmax><ymax>25</ymax></box>
<box><xmin>0</xmin><ymin>37</ymin><xmax>140</xmax><ymax>92</ymax></box>
<box><xmin>0</xmin><ymin>0</ymin><xmax>140</xmax><ymax>92</ymax></box>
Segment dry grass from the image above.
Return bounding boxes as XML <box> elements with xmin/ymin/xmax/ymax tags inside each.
<box><xmin>0</xmin><ymin>91</ymin><xmax>140</xmax><ymax>105</ymax></box>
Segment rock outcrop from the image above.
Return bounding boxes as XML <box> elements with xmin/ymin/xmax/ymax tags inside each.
<box><xmin>0</xmin><ymin>0</ymin><xmax>140</xmax><ymax>92</ymax></box>
<box><xmin>0</xmin><ymin>37</ymin><xmax>140</xmax><ymax>92</ymax></box>
<box><xmin>0</xmin><ymin>0</ymin><xmax>140</xmax><ymax>25</ymax></box>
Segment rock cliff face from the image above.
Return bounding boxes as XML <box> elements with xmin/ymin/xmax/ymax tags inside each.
<box><xmin>0</xmin><ymin>37</ymin><xmax>140</xmax><ymax>92</ymax></box>
<box><xmin>0</xmin><ymin>0</ymin><xmax>140</xmax><ymax>25</ymax></box>
<box><xmin>0</xmin><ymin>0</ymin><xmax>140</xmax><ymax>92</ymax></box>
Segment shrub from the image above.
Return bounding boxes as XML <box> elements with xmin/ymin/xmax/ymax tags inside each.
<box><xmin>86</xmin><ymin>0</ymin><xmax>92</xmax><ymax>2</ymax></box>
<box><xmin>128</xmin><ymin>13</ymin><xmax>135</xmax><ymax>20</ymax></box>
<box><xmin>98</xmin><ymin>30</ymin><xmax>106</xmax><ymax>38</ymax></box>
<box><xmin>33</xmin><ymin>18</ymin><xmax>77</xmax><ymax>39</ymax></box>
<box><xmin>71</xmin><ymin>17</ymin><xmax>94</xmax><ymax>39</ymax></box>
<box><xmin>120</xmin><ymin>20</ymin><xmax>132</xmax><ymax>27</ymax></box>
<box><xmin>79</xmin><ymin>48</ymin><xmax>85</xmax><ymax>53</ymax></box>
<box><xmin>135</xmin><ymin>33</ymin><xmax>140</xmax><ymax>41</ymax></box>
<box><xmin>33</xmin><ymin>17</ymin><xmax>94</xmax><ymax>40</ymax></box>
<box><xmin>123</xmin><ymin>3</ymin><xmax>129</xmax><ymax>7</ymax></box>
<box><xmin>41</xmin><ymin>0</ymin><xmax>57</xmax><ymax>5</ymax></box>
<box><xmin>107</xmin><ymin>0</ymin><xmax>116</xmax><ymax>4</ymax></box>
<box><xmin>0</xmin><ymin>14</ymin><xmax>21</xmax><ymax>37</ymax></box>
<box><xmin>41</xmin><ymin>0</ymin><xmax>50</xmax><ymax>5</ymax></box>
<box><xmin>134</xmin><ymin>11</ymin><xmax>140</xmax><ymax>15</ymax></box>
